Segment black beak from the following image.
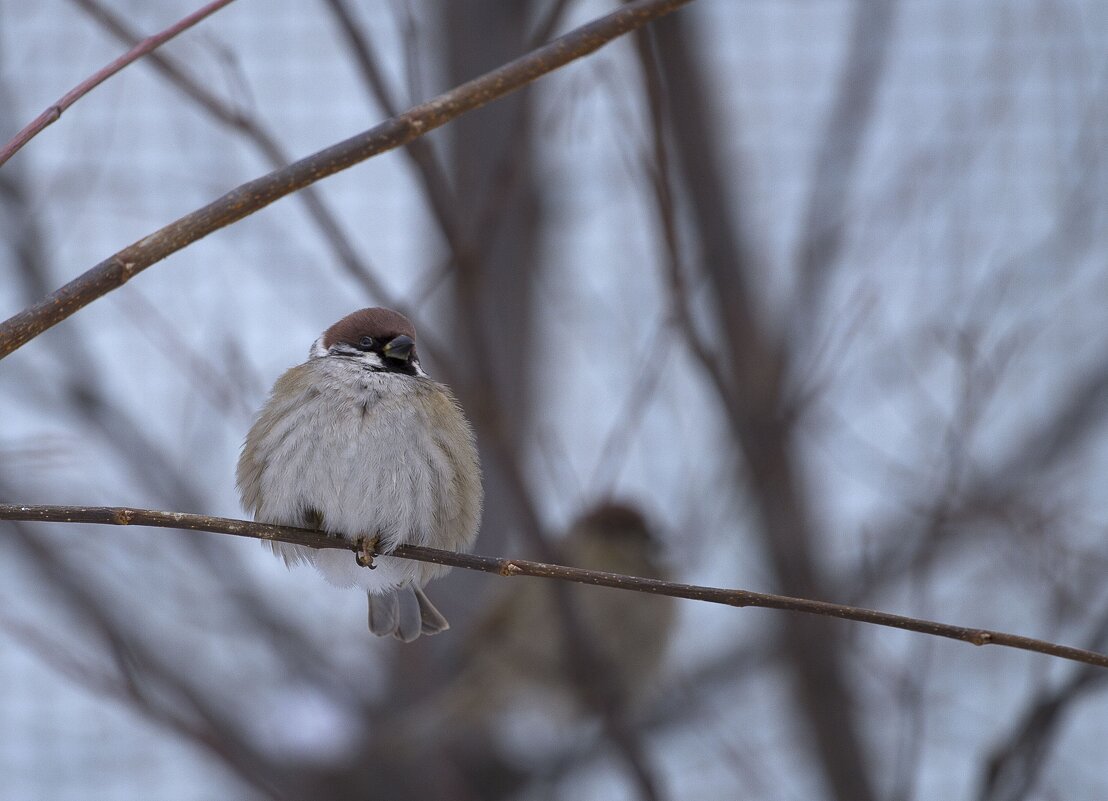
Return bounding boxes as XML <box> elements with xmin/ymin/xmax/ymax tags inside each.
<box><xmin>383</xmin><ymin>334</ymin><xmax>415</xmax><ymax>362</ymax></box>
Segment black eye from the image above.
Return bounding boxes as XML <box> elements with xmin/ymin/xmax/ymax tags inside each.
<box><xmin>358</xmin><ymin>336</ymin><xmax>375</xmax><ymax>350</ymax></box>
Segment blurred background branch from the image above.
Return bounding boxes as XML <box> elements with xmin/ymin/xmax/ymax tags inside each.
<box><xmin>0</xmin><ymin>0</ymin><xmax>237</xmax><ymax>167</ymax></box>
<box><xmin>0</xmin><ymin>0</ymin><xmax>694</xmax><ymax>357</ymax></box>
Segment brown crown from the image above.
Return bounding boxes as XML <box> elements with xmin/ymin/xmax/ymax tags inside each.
<box><xmin>322</xmin><ymin>307</ymin><xmax>417</xmax><ymax>349</ymax></box>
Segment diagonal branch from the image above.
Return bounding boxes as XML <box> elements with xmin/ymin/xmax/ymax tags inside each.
<box><xmin>0</xmin><ymin>0</ymin><xmax>696</xmax><ymax>360</ymax></box>
<box><xmin>5</xmin><ymin>516</ymin><xmax>288</xmax><ymax>799</ymax></box>
<box><xmin>70</xmin><ymin>0</ymin><xmax>391</xmax><ymax>304</ymax></box>
<box><xmin>2</xmin><ymin>504</ymin><xmax>1107</xmax><ymax>671</ymax></box>
<box><xmin>0</xmin><ymin>0</ymin><xmax>237</xmax><ymax>168</ymax></box>
<box><xmin>323</xmin><ymin>0</ymin><xmax>462</xmax><ymax>248</ymax></box>
<box><xmin>792</xmin><ymin>0</ymin><xmax>896</xmax><ymax>318</ymax></box>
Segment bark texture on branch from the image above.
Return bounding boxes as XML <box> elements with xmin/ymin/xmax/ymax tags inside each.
<box><xmin>0</xmin><ymin>0</ymin><xmax>694</xmax><ymax>360</ymax></box>
<box><xmin>2</xmin><ymin>504</ymin><xmax>1106</xmax><ymax>670</ymax></box>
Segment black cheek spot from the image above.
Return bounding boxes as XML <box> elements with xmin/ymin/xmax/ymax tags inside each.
<box><xmin>301</xmin><ymin>505</ymin><xmax>325</xmax><ymax>531</ymax></box>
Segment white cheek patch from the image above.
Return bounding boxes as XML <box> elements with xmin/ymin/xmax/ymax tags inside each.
<box><xmin>360</xmin><ymin>352</ymin><xmax>385</xmax><ymax>370</ymax></box>
<box><xmin>312</xmin><ymin>338</ymin><xmax>386</xmax><ymax>370</ymax></box>
<box><xmin>310</xmin><ymin>335</ymin><xmax>415</xmax><ymax>373</ymax></box>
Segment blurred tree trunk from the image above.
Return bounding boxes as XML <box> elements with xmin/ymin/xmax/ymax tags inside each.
<box><xmin>383</xmin><ymin>5</ymin><xmax>547</xmax><ymax>792</ymax></box>
<box><xmin>650</xmin><ymin>10</ymin><xmax>878</xmax><ymax>801</ymax></box>
<box><xmin>440</xmin><ymin>1</ymin><xmax>543</xmax><ymax>557</ymax></box>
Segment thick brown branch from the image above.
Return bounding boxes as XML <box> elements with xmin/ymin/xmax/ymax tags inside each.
<box><xmin>0</xmin><ymin>0</ymin><xmax>237</xmax><ymax>168</ymax></box>
<box><xmin>2</xmin><ymin>504</ymin><xmax>1106</xmax><ymax>670</ymax></box>
<box><xmin>0</xmin><ymin>0</ymin><xmax>695</xmax><ymax>360</ymax></box>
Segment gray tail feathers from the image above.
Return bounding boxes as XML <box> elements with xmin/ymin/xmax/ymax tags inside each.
<box><xmin>367</xmin><ymin>586</ymin><xmax>450</xmax><ymax>642</ymax></box>
<box><xmin>413</xmin><ymin>586</ymin><xmax>450</xmax><ymax>635</ymax></box>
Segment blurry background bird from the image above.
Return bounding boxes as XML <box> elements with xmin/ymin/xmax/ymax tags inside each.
<box><xmin>433</xmin><ymin>502</ymin><xmax>677</xmax><ymax>734</ymax></box>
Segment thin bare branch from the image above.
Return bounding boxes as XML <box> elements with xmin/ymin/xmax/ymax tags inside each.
<box><xmin>2</xmin><ymin>504</ymin><xmax>1107</xmax><ymax>670</ymax></box>
<box><xmin>0</xmin><ymin>0</ymin><xmax>696</xmax><ymax>360</ymax></box>
<box><xmin>323</xmin><ymin>0</ymin><xmax>462</xmax><ymax>247</ymax></box>
<box><xmin>650</xmin><ymin>12</ymin><xmax>875</xmax><ymax>801</ymax></box>
<box><xmin>528</xmin><ymin>0</ymin><xmax>576</xmax><ymax>45</ymax></box>
<box><xmin>4</xmin><ymin>516</ymin><xmax>288</xmax><ymax>800</ymax></box>
<box><xmin>0</xmin><ymin>0</ymin><xmax>236</xmax><ymax>168</ymax></box>
<box><xmin>792</xmin><ymin>0</ymin><xmax>896</xmax><ymax>318</ymax></box>
<box><xmin>631</xmin><ymin>27</ymin><xmax>728</xmax><ymax>395</ymax></box>
<box><xmin>978</xmin><ymin>610</ymin><xmax>1108</xmax><ymax>801</ymax></box>
<box><xmin>73</xmin><ymin>0</ymin><xmax>401</xmax><ymax>306</ymax></box>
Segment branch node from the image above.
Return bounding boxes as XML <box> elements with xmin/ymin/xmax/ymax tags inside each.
<box><xmin>499</xmin><ymin>560</ymin><xmax>524</xmax><ymax>577</ymax></box>
<box><xmin>117</xmin><ymin>259</ymin><xmax>138</xmax><ymax>282</ymax></box>
<box><xmin>113</xmin><ymin>508</ymin><xmax>133</xmax><ymax>525</ymax></box>
<box><xmin>971</xmin><ymin>631</ymin><xmax>994</xmax><ymax>646</ymax></box>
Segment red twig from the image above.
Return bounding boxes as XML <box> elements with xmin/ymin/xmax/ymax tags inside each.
<box><xmin>0</xmin><ymin>0</ymin><xmax>236</xmax><ymax>168</ymax></box>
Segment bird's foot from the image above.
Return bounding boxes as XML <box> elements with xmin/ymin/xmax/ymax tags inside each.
<box><xmin>355</xmin><ymin>535</ymin><xmax>380</xmax><ymax>569</ymax></box>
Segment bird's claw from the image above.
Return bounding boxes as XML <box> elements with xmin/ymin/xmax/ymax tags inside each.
<box><xmin>355</xmin><ymin>535</ymin><xmax>380</xmax><ymax>569</ymax></box>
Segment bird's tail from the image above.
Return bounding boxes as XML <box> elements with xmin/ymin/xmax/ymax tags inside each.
<box><xmin>367</xmin><ymin>585</ymin><xmax>450</xmax><ymax>642</ymax></box>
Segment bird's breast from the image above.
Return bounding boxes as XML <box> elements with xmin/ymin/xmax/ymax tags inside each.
<box><xmin>253</xmin><ymin>375</ymin><xmax>449</xmax><ymax>545</ymax></box>
<box><xmin>241</xmin><ymin>360</ymin><xmax>480</xmax><ymax>591</ymax></box>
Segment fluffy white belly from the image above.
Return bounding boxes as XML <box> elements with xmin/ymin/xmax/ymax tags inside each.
<box><xmin>248</xmin><ymin>370</ymin><xmax>455</xmax><ymax>593</ymax></box>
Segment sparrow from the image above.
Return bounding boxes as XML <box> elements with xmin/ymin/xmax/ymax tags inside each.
<box><xmin>236</xmin><ymin>307</ymin><xmax>482</xmax><ymax>641</ymax></box>
<box><xmin>445</xmin><ymin>502</ymin><xmax>676</xmax><ymax>719</ymax></box>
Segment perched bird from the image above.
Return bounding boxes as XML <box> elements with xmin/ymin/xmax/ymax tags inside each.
<box><xmin>237</xmin><ymin>307</ymin><xmax>482</xmax><ymax>641</ymax></box>
<box><xmin>447</xmin><ymin>503</ymin><xmax>676</xmax><ymax>720</ymax></box>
